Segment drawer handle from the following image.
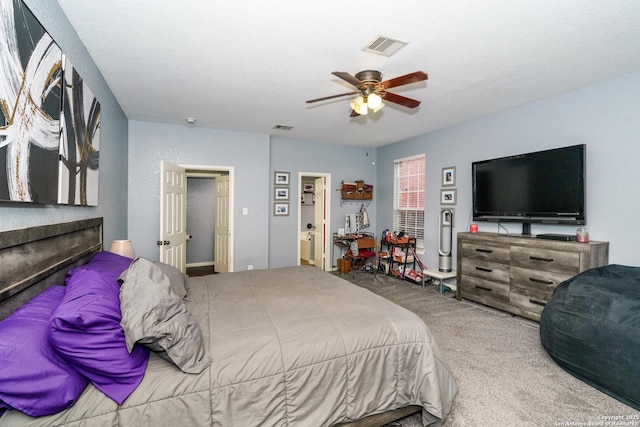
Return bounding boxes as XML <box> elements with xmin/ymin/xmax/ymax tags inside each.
<box><xmin>530</xmin><ymin>256</ymin><xmax>554</xmax><ymax>262</ymax></box>
<box><xmin>529</xmin><ymin>277</ymin><xmax>554</xmax><ymax>285</ymax></box>
<box><xmin>529</xmin><ymin>299</ymin><xmax>547</xmax><ymax>307</ymax></box>
<box><xmin>475</xmin><ymin>285</ymin><xmax>492</xmax><ymax>292</ymax></box>
<box><xmin>476</xmin><ymin>248</ymin><xmax>493</xmax><ymax>254</ymax></box>
<box><xmin>475</xmin><ymin>266</ymin><xmax>493</xmax><ymax>273</ymax></box>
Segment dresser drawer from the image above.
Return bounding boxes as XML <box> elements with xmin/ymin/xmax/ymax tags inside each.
<box><xmin>460</xmin><ymin>274</ymin><xmax>510</xmax><ymax>303</ymax></box>
<box><xmin>509</xmin><ymin>285</ymin><xmax>550</xmax><ymax>318</ymax></box>
<box><xmin>510</xmin><ymin>266</ymin><xmax>574</xmax><ymax>293</ymax></box>
<box><xmin>461</xmin><ymin>258</ymin><xmax>510</xmax><ymax>283</ymax></box>
<box><xmin>511</xmin><ymin>246</ymin><xmax>580</xmax><ymax>275</ymax></box>
<box><xmin>460</xmin><ymin>242</ymin><xmax>510</xmax><ymax>263</ymax></box>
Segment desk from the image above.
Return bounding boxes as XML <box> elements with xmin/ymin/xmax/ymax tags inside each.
<box><xmin>423</xmin><ymin>269</ymin><xmax>457</xmax><ymax>294</ymax></box>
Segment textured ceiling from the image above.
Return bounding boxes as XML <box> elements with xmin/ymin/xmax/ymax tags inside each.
<box><xmin>57</xmin><ymin>0</ymin><xmax>640</xmax><ymax>147</ymax></box>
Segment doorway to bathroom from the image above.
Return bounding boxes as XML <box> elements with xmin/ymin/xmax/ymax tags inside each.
<box><xmin>298</xmin><ymin>173</ymin><xmax>331</xmax><ymax>271</ymax></box>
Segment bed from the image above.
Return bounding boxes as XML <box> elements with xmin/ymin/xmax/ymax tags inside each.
<box><xmin>0</xmin><ymin>218</ymin><xmax>458</xmax><ymax>426</ymax></box>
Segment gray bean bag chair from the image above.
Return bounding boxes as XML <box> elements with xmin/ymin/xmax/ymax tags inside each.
<box><xmin>540</xmin><ymin>264</ymin><xmax>640</xmax><ymax>410</ymax></box>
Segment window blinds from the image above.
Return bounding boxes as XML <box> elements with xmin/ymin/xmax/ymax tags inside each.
<box><xmin>393</xmin><ymin>155</ymin><xmax>425</xmax><ymax>250</ymax></box>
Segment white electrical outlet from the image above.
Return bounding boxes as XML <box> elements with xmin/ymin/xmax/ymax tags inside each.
<box><xmin>248</xmin><ymin>265</ymin><xmax>253</xmax><ymax>270</ymax></box>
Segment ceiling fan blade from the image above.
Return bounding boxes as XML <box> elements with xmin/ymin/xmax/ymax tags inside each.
<box><xmin>332</xmin><ymin>71</ymin><xmax>364</xmax><ymax>88</ymax></box>
<box><xmin>350</xmin><ymin>109</ymin><xmax>360</xmax><ymax>117</ymax></box>
<box><xmin>306</xmin><ymin>91</ymin><xmax>359</xmax><ymax>103</ymax></box>
<box><xmin>382</xmin><ymin>91</ymin><xmax>421</xmax><ymax>109</ymax></box>
<box><xmin>379</xmin><ymin>71</ymin><xmax>428</xmax><ymax>90</ymax></box>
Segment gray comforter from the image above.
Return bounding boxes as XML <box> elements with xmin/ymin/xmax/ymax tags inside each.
<box><xmin>1</xmin><ymin>266</ymin><xmax>457</xmax><ymax>426</ymax></box>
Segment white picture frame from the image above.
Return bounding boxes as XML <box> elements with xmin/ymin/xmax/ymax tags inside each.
<box><xmin>442</xmin><ymin>166</ymin><xmax>456</xmax><ymax>187</ymax></box>
<box><xmin>274</xmin><ymin>187</ymin><xmax>289</xmax><ymax>200</ymax></box>
<box><xmin>440</xmin><ymin>188</ymin><xmax>457</xmax><ymax>205</ymax></box>
<box><xmin>274</xmin><ymin>202</ymin><xmax>289</xmax><ymax>216</ymax></box>
<box><xmin>274</xmin><ymin>171</ymin><xmax>290</xmax><ymax>185</ymax></box>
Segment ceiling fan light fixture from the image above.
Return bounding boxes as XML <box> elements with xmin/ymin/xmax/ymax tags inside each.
<box><xmin>367</xmin><ymin>93</ymin><xmax>382</xmax><ymax>109</ymax></box>
<box><xmin>350</xmin><ymin>96</ymin><xmax>368</xmax><ymax>115</ymax></box>
<box><xmin>372</xmin><ymin>101</ymin><xmax>385</xmax><ymax>113</ymax></box>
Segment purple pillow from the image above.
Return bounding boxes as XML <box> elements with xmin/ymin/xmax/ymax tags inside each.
<box><xmin>66</xmin><ymin>250</ymin><xmax>133</xmax><ymax>285</ymax></box>
<box><xmin>48</xmin><ymin>269</ymin><xmax>149</xmax><ymax>404</ymax></box>
<box><xmin>0</xmin><ymin>286</ymin><xmax>88</xmax><ymax>417</ymax></box>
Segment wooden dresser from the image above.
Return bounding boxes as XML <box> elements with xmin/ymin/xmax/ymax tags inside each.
<box><xmin>456</xmin><ymin>232</ymin><xmax>609</xmax><ymax>321</ymax></box>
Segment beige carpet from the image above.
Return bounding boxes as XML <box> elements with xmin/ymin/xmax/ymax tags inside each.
<box><xmin>335</xmin><ymin>271</ymin><xmax>638</xmax><ymax>426</ymax></box>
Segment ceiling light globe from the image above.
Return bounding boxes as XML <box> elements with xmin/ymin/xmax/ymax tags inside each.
<box><xmin>367</xmin><ymin>93</ymin><xmax>382</xmax><ymax>109</ymax></box>
<box><xmin>350</xmin><ymin>96</ymin><xmax>368</xmax><ymax>115</ymax></box>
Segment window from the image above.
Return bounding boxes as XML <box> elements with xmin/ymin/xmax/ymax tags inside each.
<box><xmin>393</xmin><ymin>154</ymin><xmax>425</xmax><ymax>251</ymax></box>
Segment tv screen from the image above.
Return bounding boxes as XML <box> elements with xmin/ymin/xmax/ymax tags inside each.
<box><xmin>472</xmin><ymin>144</ymin><xmax>586</xmax><ymax>231</ymax></box>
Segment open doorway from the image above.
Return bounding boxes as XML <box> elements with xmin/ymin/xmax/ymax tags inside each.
<box><xmin>185</xmin><ymin>170</ymin><xmax>230</xmax><ymax>275</ymax></box>
<box><xmin>298</xmin><ymin>173</ymin><xmax>331</xmax><ymax>271</ymax></box>
<box><xmin>159</xmin><ymin>162</ymin><xmax>234</xmax><ymax>274</ymax></box>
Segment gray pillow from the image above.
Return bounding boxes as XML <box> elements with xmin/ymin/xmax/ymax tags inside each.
<box><xmin>118</xmin><ymin>259</ymin><xmax>189</xmax><ymax>299</ymax></box>
<box><xmin>152</xmin><ymin>261</ymin><xmax>189</xmax><ymax>298</ymax></box>
<box><xmin>119</xmin><ymin>258</ymin><xmax>210</xmax><ymax>374</ymax></box>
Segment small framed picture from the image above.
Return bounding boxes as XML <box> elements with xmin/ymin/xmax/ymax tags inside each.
<box><xmin>440</xmin><ymin>188</ymin><xmax>457</xmax><ymax>205</ymax></box>
<box><xmin>441</xmin><ymin>208</ymin><xmax>455</xmax><ymax>227</ymax></box>
<box><xmin>274</xmin><ymin>187</ymin><xmax>289</xmax><ymax>200</ymax></box>
<box><xmin>442</xmin><ymin>166</ymin><xmax>456</xmax><ymax>187</ymax></box>
<box><xmin>303</xmin><ymin>183</ymin><xmax>314</xmax><ymax>192</ymax></box>
<box><xmin>274</xmin><ymin>202</ymin><xmax>289</xmax><ymax>216</ymax></box>
<box><xmin>274</xmin><ymin>171</ymin><xmax>290</xmax><ymax>185</ymax></box>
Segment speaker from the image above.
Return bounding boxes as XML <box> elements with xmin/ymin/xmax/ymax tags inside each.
<box><xmin>439</xmin><ymin>209</ymin><xmax>453</xmax><ymax>272</ymax></box>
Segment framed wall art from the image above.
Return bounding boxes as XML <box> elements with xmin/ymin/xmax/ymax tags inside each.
<box><xmin>1</xmin><ymin>0</ymin><xmax>100</xmax><ymax>206</ymax></box>
<box><xmin>274</xmin><ymin>187</ymin><xmax>289</xmax><ymax>200</ymax></box>
<box><xmin>274</xmin><ymin>202</ymin><xmax>289</xmax><ymax>216</ymax></box>
<box><xmin>440</xmin><ymin>188</ymin><xmax>457</xmax><ymax>205</ymax></box>
<box><xmin>1</xmin><ymin>0</ymin><xmax>62</xmax><ymax>204</ymax></box>
<box><xmin>274</xmin><ymin>171</ymin><xmax>290</xmax><ymax>186</ymax></box>
<box><xmin>441</xmin><ymin>166</ymin><xmax>456</xmax><ymax>187</ymax></box>
<box><xmin>58</xmin><ymin>55</ymin><xmax>101</xmax><ymax>206</ymax></box>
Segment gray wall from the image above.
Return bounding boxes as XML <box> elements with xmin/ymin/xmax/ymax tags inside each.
<box><xmin>127</xmin><ymin>127</ymin><xmax>378</xmax><ymax>271</ymax></box>
<box><xmin>0</xmin><ymin>0</ymin><xmax>129</xmax><ymax>247</ymax></box>
<box><xmin>268</xmin><ymin>138</ymin><xmax>377</xmax><ymax>269</ymax></box>
<box><xmin>127</xmin><ymin>121</ymin><xmax>271</xmax><ymax>270</ymax></box>
<box><xmin>376</xmin><ymin>72</ymin><xmax>640</xmax><ymax>268</ymax></box>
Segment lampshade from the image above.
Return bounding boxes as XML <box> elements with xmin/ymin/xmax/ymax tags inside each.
<box><xmin>367</xmin><ymin>93</ymin><xmax>382</xmax><ymax>109</ymax></box>
<box><xmin>350</xmin><ymin>96</ymin><xmax>368</xmax><ymax>115</ymax></box>
<box><xmin>109</xmin><ymin>240</ymin><xmax>135</xmax><ymax>258</ymax></box>
<box><xmin>372</xmin><ymin>101</ymin><xmax>385</xmax><ymax>113</ymax></box>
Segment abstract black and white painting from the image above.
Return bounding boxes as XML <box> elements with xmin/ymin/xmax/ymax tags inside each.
<box><xmin>58</xmin><ymin>55</ymin><xmax>100</xmax><ymax>206</ymax></box>
<box><xmin>0</xmin><ymin>0</ymin><xmax>62</xmax><ymax>204</ymax></box>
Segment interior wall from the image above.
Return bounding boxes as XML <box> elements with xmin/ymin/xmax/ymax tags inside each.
<box><xmin>268</xmin><ymin>138</ymin><xmax>377</xmax><ymax>269</ymax></box>
<box><xmin>0</xmin><ymin>0</ymin><xmax>129</xmax><ymax>246</ymax></box>
<box><xmin>127</xmin><ymin>121</ymin><xmax>270</xmax><ymax>270</ymax></box>
<box><xmin>376</xmin><ymin>72</ymin><xmax>640</xmax><ymax>268</ymax></box>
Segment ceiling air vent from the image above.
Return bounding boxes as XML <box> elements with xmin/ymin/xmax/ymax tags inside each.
<box><xmin>273</xmin><ymin>124</ymin><xmax>293</xmax><ymax>131</ymax></box>
<box><xmin>363</xmin><ymin>35</ymin><xmax>408</xmax><ymax>57</ymax></box>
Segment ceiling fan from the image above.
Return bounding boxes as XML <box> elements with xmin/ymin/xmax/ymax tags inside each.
<box><xmin>306</xmin><ymin>70</ymin><xmax>428</xmax><ymax>117</ymax></box>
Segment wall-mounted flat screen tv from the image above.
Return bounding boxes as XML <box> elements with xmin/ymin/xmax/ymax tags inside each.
<box><xmin>472</xmin><ymin>144</ymin><xmax>586</xmax><ymax>235</ymax></box>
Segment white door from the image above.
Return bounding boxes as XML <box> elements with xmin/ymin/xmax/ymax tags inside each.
<box><xmin>313</xmin><ymin>177</ymin><xmax>325</xmax><ymax>269</ymax></box>
<box><xmin>159</xmin><ymin>161</ymin><xmax>187</xmax><ymax>273</ymax></box>
<box><xmin>214</xmin><ymin>174</ymin><xmax>230</xmax><ymax>273</ymax></box>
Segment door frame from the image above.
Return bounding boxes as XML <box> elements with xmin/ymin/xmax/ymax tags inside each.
<box><xmin>297</xmin><ymin>172</ymin><xmax>331</xmax><ymax>271</ymax></box>
<box><xmin>180</xmin><ymin>163</ymin><xmax>235</xmax><ymax>272</ymax></box>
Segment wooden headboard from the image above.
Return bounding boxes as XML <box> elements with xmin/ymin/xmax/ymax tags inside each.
<box><xmin>0</xmin><ymin>217</ymin><xmax>103</xmax><ymax>320</ymax></box>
